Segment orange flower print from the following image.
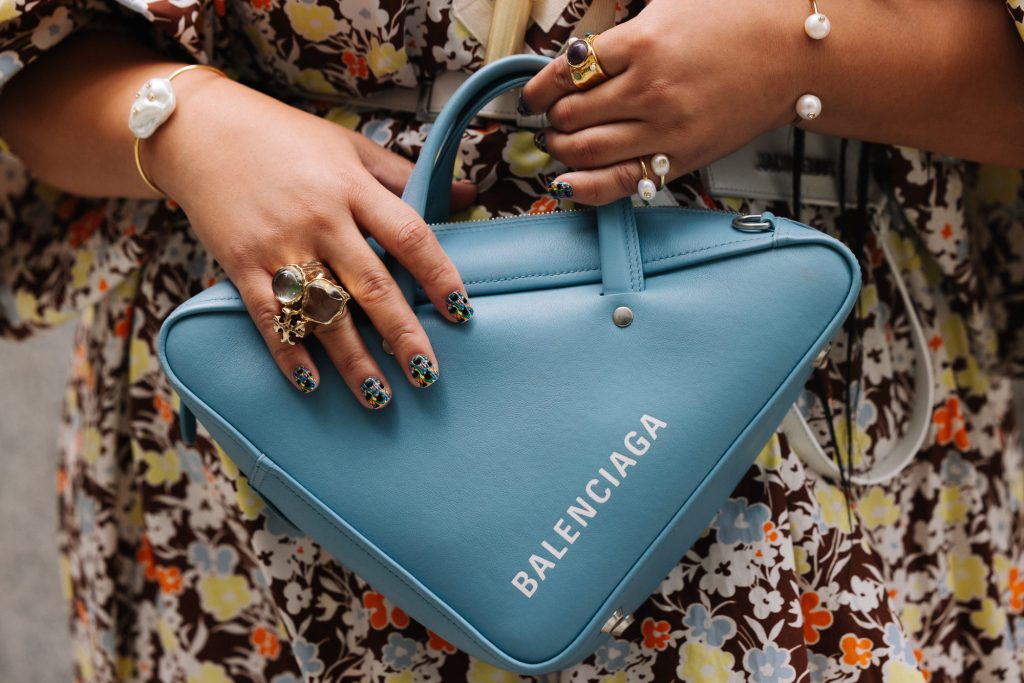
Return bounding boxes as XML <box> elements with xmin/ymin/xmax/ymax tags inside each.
<box><xmin>343</xmin><ymin>51</ymin><xmax>368</xmax><ymax>79</ymax></box>
<box><xmin>251</xmin><ymin>625</ymin><xmax>281</xmax><ymax>660</ymax></box>
<box><xmin>251</xmin><ymin>0</ymin><xmax>271</xmax><ymax>9</ymax></box>
<box><xmin>641</xmin><ymin>617</ymin><xmax>672</xmax><ymax>651</ymax></box>
<box><xmin>156</xmin><ymin>566</ymin><xmax>183</xmax><ymax>595</ymax></box>
<box><xmin>763</xmin><ymin>521</ymin><xmax>780</xmax><ymax>543</ymax></box>
<box><xmin>800</xmin><ymin>591</ymin><xmax>833</xmax><ymax>645</ymax></box>
<box><xmin>363</xmin><ymin>591</ymin><xmax>409</xmax><ymax>629</ymax></box>
<box><xmin>1008</xmin><ymin>567</ymin><xmax>1024</xmax><ymax>613</ymax></box>
<box><xmin>933</xmin><ymin>397</ymin><xmax>969</xmax><ymax>451</ymax></box>
<box><xmin>137</xmin><ymin>536</ymin><xmax>156</xmax><ymax>581</ymax></box>
<box><xmin>427</xmin><ymin>630</ymin><xmax>457</xmax><ymax>653</ymax></box>
<box><xmin>68</xmin><ymin>207</ymin><xmax>104</xmax><ymax>248</ymax></box>
<box><xmin>529</xmin><ymin>196</ymin><xmax>558</xmax><ymax>214</ymax></box>
<box><xmin>153</xmin><ymin>394</ymin><xmax>174</xmax><ymax>422</ymax></box>
<box><xmin>840</xmin><ymin>633</ymin><xmax>873</xmax><ymax>668</ymax></box>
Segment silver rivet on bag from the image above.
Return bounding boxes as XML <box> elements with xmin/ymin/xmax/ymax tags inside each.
<box><xmin>612</xmin><ymin>306</ymin><xmax>633</xmax><ymax>328</ymax></box>
<box><xmin>600</xmin><ymin>609</ymin><xmax>635</xmax><ymax>636</ymax></box>
<box><xmin>813</xmin><ymin>342</ymin><xmax>832</xmax><ymax>368</ymax></box>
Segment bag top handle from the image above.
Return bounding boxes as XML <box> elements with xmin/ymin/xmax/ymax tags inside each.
<box><xmin>396</xmin><ymin>55</ymin><xmax>643</xmax><ymax>304</ymax></box>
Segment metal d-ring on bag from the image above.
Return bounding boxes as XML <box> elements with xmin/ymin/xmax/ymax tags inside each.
<box><xmin>157</xmin><ymin>56</ymin><xmax>861</xmax><ymax>675</ymax></box>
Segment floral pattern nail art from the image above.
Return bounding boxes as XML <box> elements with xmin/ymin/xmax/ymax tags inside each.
<box><xmin>360</xmin><ymin>377</ymin><xmax>390</xmax><ymax>409</ymax></box>
<box><xmin>292</xmin><ymin>366</ymin><xmax>316</xmax><ymax>393</ymax></box>
<box><xmin>446</xmin><ymin>291</ymin><xmax>474</xmax><ymax>323</ymax></box>
<box><xmin>408</xmin><ymin>354</ymin><xmax>438</xmax><ymax>388</ymax></box>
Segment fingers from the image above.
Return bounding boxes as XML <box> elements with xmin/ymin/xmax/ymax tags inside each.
<box><xmin>319</xmin><ymin>219</ymin><xmax>443</xmax><ymax>391</ymax></box>
<box><xmin>351</xmin><ymin>181</ymin><xmax>475</xmax><ymax>325</ymax></box>
<box><xmin>314</xmin><ymin>309</ymin><xmax>394</xmax><ymax>410</ymax></box>
<box><xmin>545</xmin><ymin>76</ymin><xmax>642</xmax><ymax>134</ymax></box>
<box><xmin>548</xmin><ymin>155</ymin><xmax>680</xmax><ymax>206</ymax></box>
<box><xmin>235</xmin><ymin>272</ymin><xmax>323</xmax><ymax>395</ymax></box>
<box><xmin>521</xmin><ymin>30</ymin><xmax>631</xmax><ymax>116</ymax></box>
<box><xmin>542</xmin><ymin>121</ymin><xmax>655</xmax><ymax>170</ymax></box>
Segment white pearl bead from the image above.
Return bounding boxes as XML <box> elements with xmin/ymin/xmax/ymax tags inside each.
<box><xmin>795</xmin><ymin>93</ymin><xmax>822</xmax><ymax>121</ymax></box>
<box><xmin>651</xmin><ymin>153</ymin><xmax>671</xmax><ymax>177</ymax></box>
<box><xmin>804</xmin><ymin>12</ymin><xmax>830</xmax><ymax>40</ymax></box>
<box><xmin>638</xmin><ymin>177</ymin><xmax>657</xmax><ymax>202</ymax></box>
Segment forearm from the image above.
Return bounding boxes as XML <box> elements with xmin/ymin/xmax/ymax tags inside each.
<box><xmin>792</xmin><ymin>0</ymin><xmax>1024</xmax><ymax>166</ymax></box>
<box><xmin>0</xmin><ymin>30</ymin><xmax>224</xmax><ymax>198</ymax></box>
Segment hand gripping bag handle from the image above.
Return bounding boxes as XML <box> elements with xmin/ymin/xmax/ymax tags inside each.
<box><xmin>395</xmin><ymin>55</ymin><xmax>645</xmax><ymax>301</ymax></box>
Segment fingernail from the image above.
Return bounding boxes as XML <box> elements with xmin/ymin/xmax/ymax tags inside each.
<box><xmin>516</xmin><ymin>91</ymin><xmax>533</xmax><ymax>117</ymax></box>
<box><xmin>360</xmin><ymin>377</ymin><xmax>391</xmax><ymax>409</ymax></box>
<box><xmin>446</xmin><ymin>290</ymin><xmax>474</xmax><ymax>323</ymax></box>
<box><xmin>293</xmin><ymin>366</ymin><xmax>317</xmax><ymax>393</ymax></box>
<box><xmin>408</xmin><ymin>354</ymin><xmax>439</xmax><ymax>388</ymax></box>
<box><xmin>547</xmin><ymin>181</ymin><xmax>573</xmax><ymax>199</ymax></box>
<box><xmin>533</xmin><ymin>131</ymin><xmax>547</xmax><ymax>153</ymax></box>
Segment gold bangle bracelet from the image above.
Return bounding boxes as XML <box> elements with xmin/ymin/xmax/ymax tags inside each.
<box><xmin>131</xmin><ymin>64</ymin><xmax>227</xmax><ymax>198</ymax></box>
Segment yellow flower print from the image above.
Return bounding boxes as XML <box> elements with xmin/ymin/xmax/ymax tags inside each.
<box><xmin>794</xmin><ymin>545</ymin><xmax>812</xmax><ymax>576</ymax></box>
<box><xmin>235</xmin><ymin>476</ymin><xmax>265</xmax><ymax>520</ymax></box>
<box><xmin>856</xmin><ymin>283</ymin><xmax>879</xmax><ymax>317</ymax></box>
<box><xmin>938</xmin><ymin>485</ymin><xmax>968</xmax><ymax>525</ymax></box>
<box><xmin>467</xmin><ymin>660</ymin><xmax>526</xmax><ymax>683</ymax></box>
<box><xmin>14</xmin><ymin>289</ymin><xmax>41</xmax><ymax>324</ymax></box>
<box><xmin>833</xmin><ymin>417</ymin><xmax>870</xmax><ymax>469</ymax></box>
<box><xmin>0</xmin><ymin>2</ymin><xmax>18</xmax><ymax>24</ymax></box>
<box><xmin>994</xmin><ymin>553</ymin><xmax>1012</xmax><ymax>591</ymax></box>
<box><xmin>677</xmin><ymin>641</ymin><xmax>735</xmax><ymax>683</ymax></box>
<box><xmin>502</xmin><ymin>131</ymin><xmax>553</xmax><ymax>178</ymax></box>
<box><xmin>882</xmin><ymin>659</ymin><xmax>926</xmax><ymax>683</ymax></box>
<box><xmin>755</xmin><ymin>434</ymin><xmax>782</xmax><ymax>470</ymax></box>
<box><xmin>82</xmin><ymin>427</ymin><xmax>102</xmax><ymax>465</ymax></box>
<box><xmin>976</xmin><ymin>164</ymin><xmax>1022</xmax><ymax>205</ymax></box>
<box><xmin>140</xmin><ymin>447</ymin><xmax>182</xmax><ymax>487</ymax></box>
<box><xmin>947</xmin><ymin>552</ymin><xmax>988</xmax><ymax>602</ymax></box>
<box><xmin>386</xmin><ymin>672</ymin><xmax>414</xmax><ymax>683</ymax></box>
<box><xmin>158</xmin><ymin>618</ymin><xmax>178</xmax><ymax>652</ymax></box>
<box><xmin>188</xmin><ymin>662</ymin><xmax>233</xmax><ymax>683</ymax></box>
<box><xmin>71</xmin><ymin>249</ymin><xmax>93</xmax><ymax>288</ymax></box>
<box><xmin>216</xmin><ymin>442</ymin><xmax>239</xmax><ymax>479</ymax></box>
<box><xmin>900</xmin><ymin>604</ymin><xmax>922</xmax><ymax>634</ymax></box>
<box><xmin>76</xmin><ymin>644</ymin><xmax>94</xmax><ymax>680</ymax></box>
<box><xmin>970</xmin><ymin>597</ymin><xmax>1006</xmax><ymax>639</ymax></box>
<box><xmin>59</xmin><ymin>555</ymin><xmax>73</xmax><ymax>600</ymax></box>
<box><xmin>326</xmin><ymin>106</ymin><xmax>360</xmax><ymax>130</ymax></box>
<box><xmin>814</xmin><ymin>481</ymin><xmax>852</xmax><ymax>533</ymax></box>
<box><xmin>198</xmin><ymin>574</ymin><xmax>253</xmax><ymax>621</ymax></box>
<box><xmin>292</xmin><ymin>68</ymin><xmax>337</xmax><ymax>94</ymax></box>
<box><xmin>858</xmin><ymin>486</ymin><xmax>899</xmax><ymax>529</ymax></box>
<box><xmin>284</xmin><ymin>0</ymin><xmax>339</xmax><ymax>42</ymax></box>
<box><xmin>116</xmin><ymin>657</ymin><xmax>133</xmax><ymax>681</ymax></box>
<box><xmin>129</xmin><ymin>338</ymin><xmax>151</xmax><ymax>383</ymax></box>
<box><xmin>243</xmin><ymin>25</ymin><xmax>274</xmax><ymax>58</ymax></box>
<box><xmin>599</xmin><ymin>674</ymin><xmax>627</xmax><ymax>683</ymax></box>
<box><xmin>367</xmin><ymin>39</ymin><xmax>408</xmax><ymax>78</ymax></box>
<box><xmin>451</xmin><ymin>205</ymin><xmax>493</xmax><ymax>223</ymax></box>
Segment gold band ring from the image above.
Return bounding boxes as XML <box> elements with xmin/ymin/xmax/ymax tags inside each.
<box><xmin>565</xmin><ymin>33</ymin><xmax>609</xmax><ymax>90</ymax></box>
<box><xmin>271</xmin><ymin>261</ymin><xmax>352</xmax><ymax>344</ymax></box>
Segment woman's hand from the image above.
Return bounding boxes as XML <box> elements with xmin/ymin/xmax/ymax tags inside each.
<box><xmin>522</xmin><ymin>0</ymin><xmax>807</xmax><ymax>205</ymax></box>
<box><xmin>147</xmin><ymin>73</ymin><xmax>476</xmax><ymax>408</ymax></box>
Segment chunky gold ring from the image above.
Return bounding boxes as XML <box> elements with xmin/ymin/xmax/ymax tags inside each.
<box><xmin>271</xmin><ymin>262</ymin><xmax>351</xmax><ymax>344</ymax></box>
<box><xmin>565</xmin><ymin>33</ymin><xmax>608</xmax><ymax>90</ymax></box>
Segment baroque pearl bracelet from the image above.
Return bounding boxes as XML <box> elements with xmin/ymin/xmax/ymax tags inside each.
<box><xmin>129</xmin><ymin>64</ymin><xmax>227</xmax><ymax>196</ymax></box>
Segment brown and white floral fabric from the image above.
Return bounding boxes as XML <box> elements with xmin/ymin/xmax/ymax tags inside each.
<box><xmin>2</xmin><ymin>1</ymin><xmax>1024</xmax><ymax>681</ymax></box>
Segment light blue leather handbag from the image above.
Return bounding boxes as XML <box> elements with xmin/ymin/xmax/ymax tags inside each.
<box><xmin>157</xmin><ymin>55</ymin><xmax>861</xmax><ymax>674</ymax></box>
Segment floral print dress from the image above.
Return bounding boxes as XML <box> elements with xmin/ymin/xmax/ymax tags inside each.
<box><xmin>2</xmin><ymin>1</ymin><xmax>1024</xmax><ymax>681</ymax></box>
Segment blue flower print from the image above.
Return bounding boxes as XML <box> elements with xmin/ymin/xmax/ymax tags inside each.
<box><xmin>744</xmin><ymin>644</ymin><xmax>796</xmax><ymax>683</ymax></box>
<box><xmin>382</xmin><ymin>632</ymin><xmax>418</xmax><ymax>670</ymax></box>
<box><xmin>941</xmin><ymin>451</ymin><xmax>973</xmax><ymax>486</ymax></box>
<box><xmin>362</xmin><ymin>119</ymin><xmax>395</xmax><ymax>146</ymax></box>
<box><xmin>188</xmin><ymin>542</ymin><xmax>238</xmax><ymax>574</ymax></box>
<box><xmin>75</xmin><ymin>492</ymin><xmax>97</xmax><ymax>535</ymax></box>
<box><xmin>807</xmin><ymin>652</ymin><xmax>829</xmax><ymax>683</ymax></box>
<box><xmin>179</xmin><ymin>446</ymin><xmax>205</xmax><ymax>484</ymax></box>
<box><xmin>593</xmin><ymin>638</ymin><xmax>630</xmax><ymax>671</ymax></box>
<box><xmin>292</xmin><ymin>637</ymin><xmax>325</xmax><ymax>676</ymax></box>
<box><xmin>270</xmin><ymin>674</ymin><xmax>301</xmax><ymax>683</ymax></box>
<box><xmin>882</xmin><ymin>622</ymin><xmax>916</xmax><ymax>665</ymax></box>
<box><xmin>0</xmin><ymin>51</ymin><xmax>23</xmax><ymax>88</ymax></box>
<box><xmin>683</xmin><ymin>603</ymin><xmax>736</xmax><ymax>647</ymax></box>
<box><xmin>712</xmin><ymin>497</ymin><xmax>771</xmax><ymax>545</ymax></box>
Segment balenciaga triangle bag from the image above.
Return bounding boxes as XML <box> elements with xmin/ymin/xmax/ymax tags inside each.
<box><xmin>157</xmin><ymin>55</ymin><xmax>861</xmax><ymax>674</ymax></box>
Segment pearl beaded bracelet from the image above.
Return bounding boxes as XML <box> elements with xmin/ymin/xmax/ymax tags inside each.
<box><xmin>128</xmin><ymin>64</ymin><xmax>227</xmax><ymax>196</ymax></box>
<box><xmin>795</xmin><ymin>0</ymin><xmax>828</xmax><ymax>121</ymax></box>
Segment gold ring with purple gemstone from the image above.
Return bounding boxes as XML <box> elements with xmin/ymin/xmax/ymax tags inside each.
<box><xmin>271</xmin><ymin>261</ymin><xmax>351</xmax><ymax>344</ymax></box>
<box><xmin>565</xmin><ymin>33</ymin><xmax>608</xmax><ymax>90</ymax></box>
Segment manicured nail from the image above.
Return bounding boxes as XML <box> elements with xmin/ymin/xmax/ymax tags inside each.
<box><xmin>360</xmin><ymin>377</ymin><xmax>391</xmax><ymax>409</ymax></box>
<box><xmin>408</xmin><ymin>354</ymin><xmax>439</xmax><ymax>388</ymax></box>
<box><xmin>533</xmin><ymin>130</ymin><xmax>547</xmax><ymax>153</ymax></box>
<box><xmin>446</xmin><ymin>290</ymin><xmax>474</xmax><ymax>323</ymax></box>
<box><xmin>516</xmin><ymin>91</ymin><xmax>533</xmax><ymax>117</ymax></box>
<box><xmin>547</xmin><ymin>181</ymin><xmax>573</xmax><ymax>199</ymax></box>
<box><xmin>293</xmin><ymin>366</ymin><xmax>317</xmax><ymax>393</ymax></box>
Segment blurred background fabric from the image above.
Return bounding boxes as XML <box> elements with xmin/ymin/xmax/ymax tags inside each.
<box><xmin>0</xmin><ymin>325</ymin><xmax>75</xmax><ymax>682</ymax></box>
<box><xmin>0</xmin><ymin>324</ymin><xmax>1022</xmax><ymax>682</ymax></box>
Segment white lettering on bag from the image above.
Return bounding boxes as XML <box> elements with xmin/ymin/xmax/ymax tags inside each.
<box><xmin>510</xmin><ymin>415</ymin><xmax>667</xmax><ymax>599</ymax></box>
